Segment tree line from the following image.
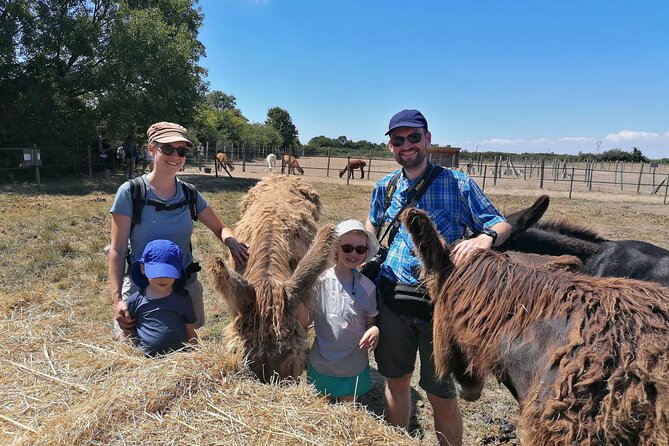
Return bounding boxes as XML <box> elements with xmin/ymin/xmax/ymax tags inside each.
<box><xmin>0</xmin><ymin>0</ymin><xmax>302</xmax><ymax>152</ymax></box>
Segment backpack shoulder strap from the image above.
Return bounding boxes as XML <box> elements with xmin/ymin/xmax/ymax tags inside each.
<box><xmin>129</xmin><ymin>177</ymin><xmax>146</xmax><ymax>230</ymax></box>
<box><xmin>181</xmin><ymin>181</ymin><xmax>198</xmax><ymax>222</ymax></box>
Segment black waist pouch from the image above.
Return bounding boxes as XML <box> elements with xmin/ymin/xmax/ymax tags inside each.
<box><xmin>380</xmin><ymin>277</ymin><xmax>432</xmax><ymax>319</ymax></box>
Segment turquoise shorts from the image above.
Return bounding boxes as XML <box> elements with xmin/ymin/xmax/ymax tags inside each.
<box><xmin>307</xmin><ymin>362</ymin><xmax>372</xmax><ymax>398</ymax></box>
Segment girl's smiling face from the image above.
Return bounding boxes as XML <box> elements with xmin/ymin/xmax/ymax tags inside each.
<box><xmin>337</xmin><ymin>231</ymin><xmax>368</xmax><ymax>269</ymax></box>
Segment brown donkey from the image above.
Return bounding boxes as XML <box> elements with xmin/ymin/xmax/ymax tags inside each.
<box><xmin>403</xmin><ymin>208</ymin><xmax>669</xmax><ymax>446</ymax></box>
<box><xmin>338</xmin><ymin>159</ymin><xmax>366</xmax><ymax>179</ymax></box>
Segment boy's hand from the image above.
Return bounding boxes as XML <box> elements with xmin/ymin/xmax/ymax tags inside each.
<box><xmin>114</xmin><ymin>300</ymin><xmax>135</xmax><ymax>330</ymax></box>
<box><xmin>359</xmin><ymin>326</ymin><xmax>380</xmax><ymax>351</ymax></box>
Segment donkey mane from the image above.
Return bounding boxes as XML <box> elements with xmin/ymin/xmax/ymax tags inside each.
<box><xmin>534</xmin><ymin>219</ymin><xmax>606</xmax><ymax>242</ymax></box>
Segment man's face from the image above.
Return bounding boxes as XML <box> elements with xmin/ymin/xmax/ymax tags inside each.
<box><xmin>387</xmin><ymin>127</ymin><xmax>431</xmax><ymax>170</ymax></box>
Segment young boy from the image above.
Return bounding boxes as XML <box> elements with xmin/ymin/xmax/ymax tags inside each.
<box><xmin>125</xmin><ymin>239</ymin><xmax>198</xmax><ymax>356</ymax></box>
<box><xmin>301</xmin><ymin>220</ymin><xmax>381</xmax><ymax>402</ymax></box>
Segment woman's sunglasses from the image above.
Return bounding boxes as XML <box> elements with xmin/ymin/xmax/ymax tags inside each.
<box><xmin>340</xmin><ymin>244</ymin><xmax>369</xmax><ymax>254</ymax></box>
<box><xmin>156</xmin><ymin>144</ymin><xmax>189</xmax><ymax>157</ymax></box>
<box><xmin>390</xmin><ymin>132</ymin><xmax>423</xmax><ymax>147</ymax></box>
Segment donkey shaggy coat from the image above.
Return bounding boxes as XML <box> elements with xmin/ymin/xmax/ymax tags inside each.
<box><xmin>209</xmin><ymin>175</ymin><xmax>336</xmax><ymax>382</ymax></box>
<box><xmin>403</xmin><ymin>208</ymin><xmax>669</xmax><ymax>446</ymax></box>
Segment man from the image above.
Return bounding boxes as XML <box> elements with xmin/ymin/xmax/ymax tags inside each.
<box><xmin>365</xmin><ymin>109</ymin><xmax>512</xmax><ymax>446</ymax></box>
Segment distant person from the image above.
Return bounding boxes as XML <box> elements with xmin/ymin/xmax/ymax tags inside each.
<box><xmin>92</xmin><ymin>133</ymin><xmax>112</xmax><ymax>177</ymax></box>
<box><xmin>298</xmin><ymin>220</ymin><xmax>380</xmax><ymax>403</ymax></box>
<box><xmin>109</xmin><ymin>121</ymin><xmax>249</xmax><ymax>338</ymax></box>
<box><xmin>124</xmin><ymin>240</ymin><xmax>198</xmax><ymax>356</ymax></box>
<box><xmin>365</xmin><ymin>109</ymin><xmax>512</xmax><ymax>446</ymax></box>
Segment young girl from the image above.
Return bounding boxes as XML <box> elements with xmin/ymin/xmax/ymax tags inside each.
<box><xmin>302</xmin><ymin>219</ymin><xmax>381</xmax><ymax>402</ymax></box>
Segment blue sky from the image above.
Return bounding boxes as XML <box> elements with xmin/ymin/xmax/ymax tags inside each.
<box><xmin>197</xmin><ymin>0</ymin><xmax>668</xmax><ymax>159</ymax></box>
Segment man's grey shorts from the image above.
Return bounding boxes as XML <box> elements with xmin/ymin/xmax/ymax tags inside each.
<box><xmin>374</xmin><ymin>300</ymin><xmax>456</xmax><ymax>399</ymax></box>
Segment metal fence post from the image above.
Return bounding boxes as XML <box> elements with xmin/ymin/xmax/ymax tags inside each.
<box><xmin>32</xmin><ymin>144</ymin><xmax>41</xmax><ymax>187</ymax></box>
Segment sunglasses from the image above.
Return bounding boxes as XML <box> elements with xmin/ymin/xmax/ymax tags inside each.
<box><xmin>156</xmin><ymin>144</ymin><xmax>189</xmax><ymax>157</ymax></box>
<box><xmin>390</xmin><ymin>132</ymin><xmax>424</xmax><ymax>147</ymax></box>
<box><xmin>340</xmin><ymin>244</ymin><xmax>369</xmax><ymax>254</ymax></box>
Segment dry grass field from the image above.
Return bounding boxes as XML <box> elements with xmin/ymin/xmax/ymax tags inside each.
<box><xmin>1</xmin><ymin>166</ymin><xmax>668</xmax><ymax>445</ymax></box>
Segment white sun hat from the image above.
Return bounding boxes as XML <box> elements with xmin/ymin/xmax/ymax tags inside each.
<box><xmin>335</xmin><ymin>219</ymin><xmax>380</xmax><ymax>262</ymax></box>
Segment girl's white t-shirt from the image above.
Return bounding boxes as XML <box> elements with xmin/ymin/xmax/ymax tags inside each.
<box><xmin>308</xmin><ymin>267</ymin><xmax>378</xmax><ymax>377</ymax></box>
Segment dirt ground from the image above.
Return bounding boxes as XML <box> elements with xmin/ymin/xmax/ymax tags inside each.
<box><xmin>187</xmin><ymin>160</ymin><xmax>669</xmax><ymax>445</ymax></box>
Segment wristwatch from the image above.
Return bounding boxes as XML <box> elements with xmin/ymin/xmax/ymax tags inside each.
<box><xmin>480</xmin><ymin>227</ymin><xmax>498</xmax><ymax>246</ymax></box>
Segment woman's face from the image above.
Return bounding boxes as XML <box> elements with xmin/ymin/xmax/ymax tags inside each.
<box><xmin>337</xmin><ymin>232</ymin><xmax>368</xmax><ymax>269</ymax></box>
<box><xmin>149</xmin><ymin>141</ymin><xmax>189</xmax><ymax>175</ymax></box>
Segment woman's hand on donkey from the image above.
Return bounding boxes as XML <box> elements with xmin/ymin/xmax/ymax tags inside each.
<box><xmin>224</xmin><ymin>236</ymin><xmax>250</xmax><ymax>268</ymax></box>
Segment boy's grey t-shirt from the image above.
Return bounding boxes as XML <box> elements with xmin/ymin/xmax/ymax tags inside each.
<box><xmin>110</xmin><ymin>175</ymin><xmax>208</xmax><ymax>267</ymax></box>
<box><xmin>309</xmin><ymin>267</ymin><xmax>378</xmax><ymax>377</ymax></box>
<box><xmin>126</xmin><ymin>289</ymin><xmax>197</xmax><ymax>356</ymax></box>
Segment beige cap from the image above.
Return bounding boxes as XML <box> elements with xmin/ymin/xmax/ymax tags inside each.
<box><xmin>146</xmin><ymin>121</ymin><xmax>193</xmax><ymax>147</ymax></box>
<box><xmin>335</xmin><ymin>219</ymin><xmax>380</xmax><ymax>262</ymax></box>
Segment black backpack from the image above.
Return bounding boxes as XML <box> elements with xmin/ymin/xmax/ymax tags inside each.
<box><xmin>127</xmin><ymin>177</ymin><xmax>201</xmax><ymax>276</ymax></box>
<box><xmin>128</xmin><ymin>177</ymin><xmax>198</xmax><ymax>231</ymax></box>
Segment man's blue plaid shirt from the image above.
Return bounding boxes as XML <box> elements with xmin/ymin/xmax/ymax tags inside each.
<box><xmin>368</xmin><ymin>164</ymin><xmax>507</xmax><ymax>285</ymax></box>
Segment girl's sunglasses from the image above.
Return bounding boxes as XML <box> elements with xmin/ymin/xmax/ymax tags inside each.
<box><xmin>390</xmin><ymin>132</ymin><xmax>423</xmax><ymax>147</ymax></box>
<box><xmin>157</xmin><ymin>144</ymin><xmax>189</xmax><ymax>157</ymax></box>
<box><xmin>340</xmin><ymin>244</ymin><xmax>368</xmax><ymax>254</ymax></box>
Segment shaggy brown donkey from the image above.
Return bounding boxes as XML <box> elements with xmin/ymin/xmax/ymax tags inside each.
<box><xmin>403</xmin><ymin>208</ymin><xmax>669</xmax><ymax>446</ymax></box>
<box><xmin>338</xmin><ymin>159</ymin><xmax>366</xmax><ymax>179</ymax></box>
<box><xmin>209</xmin><ymin>176</ymin><xmax>336</xmax><ymax>382</ymax></box>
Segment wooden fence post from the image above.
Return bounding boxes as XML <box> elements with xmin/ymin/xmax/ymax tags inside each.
<box><xmin>539</xmin><ymin>158</ymin><xmax>545</xmax><ymax>189</ymax></box>
<box><xmin>493</xmin><ymin>157</ymin><xmax>499</xmax><ymax>186</ymax></box>
<box><xmin>32</xmin><ymin>144</ymin><xmax>41</xmax><ymax>187</ymax></box>
<box><xmin>346</xmin><ymin>156</ymin><xmax>351</xmax><ymax>186</ymax></box>
<box><xmin>637</xmin><ymin>162</ymin><xmax>644</xmax><ymax>194</ymax></box>
<box><xmin>367</xmin><ymin>147</ymin><xmax>373</xmax><ymax>180</ymax></box>
<box><xmin>664</xmin><ymin>173</ymin><xmax>669</xmax><ymax>205</ymax></box>
<box><xmin>482</xmin><ymin>164</ymin><xmax>487</xmax><ymax>192</ymax></box>
<box><xmin>569</xmin><ymin>167</ymin><xmax>575</xmax><ymax>199</ymax></box>
<box><xmin>326</xmin><ymin>148</ymin><xmax>331</xmax><ymax>177</ymax></box>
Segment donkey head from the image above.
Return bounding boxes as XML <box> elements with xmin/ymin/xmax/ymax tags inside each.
<box><xmin>209</xmin><ymin>224</ymin><xmax>337</xmax><ymax>382</ymax></box>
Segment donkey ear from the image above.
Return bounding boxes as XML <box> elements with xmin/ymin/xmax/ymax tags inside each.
<box><xmin>402</xmin><ymin>208</ymin><xmax>451</xmax><ymax>274</ymax></box>
<box><xmin>208</xmin><ymin>256</ymin><xmax>256</xmax><ymax>316</ymax></box>
<box><xmin>505</xmin><ymin>195</ymin><xmax>549</xmax><ymax>235</ymax></box>
<box><xmin>285</xmin><ymin>224</ymin><xmax>338</xmax><ymax>306</ymax></box>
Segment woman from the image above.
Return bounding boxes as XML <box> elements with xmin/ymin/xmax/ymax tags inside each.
<box><xmin>109</xmin><ymin>121</ymin><xmax>248</xmax><ymax>334</ymax></box>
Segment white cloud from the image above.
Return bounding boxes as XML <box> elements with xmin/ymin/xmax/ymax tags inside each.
<box><xmin>664</xmin><ymin>131</ymin><xmax>669</xmax><ymax>138</ymax></box>
<box><xmin>479</xmin><ymin>138</ymin><xmax>526</xmax><ymax>145</ymax></box>
<box><xmin>561</xmin><ymin>136</ymin><xmax>596</xmax><ymax>143</ymax></box>
<box><xmin>532</xmin><ymin>137</ymin><xmax>554</xmax><ymax>144</ymax></box>
<box><xmin>605</xmin><ymin>130</ymin><xmax>659</xmax><ymax>142</ymax></box>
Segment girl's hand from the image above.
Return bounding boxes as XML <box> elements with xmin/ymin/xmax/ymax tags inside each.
<box><xmin>225</xmin><ymin>237</ymin><xmax>249</xmax><ymax>267</ymax></box>
<box><xmin>359</xmin><ymin>326</ymin><xmax>380</xmax><ymax>351</ymax></box>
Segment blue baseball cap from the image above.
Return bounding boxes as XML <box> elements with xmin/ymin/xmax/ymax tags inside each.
<box><xmin>386</xmin><ymin>109</ymin><xmax>428</xmax><ymax>135</ymax></box>
<box><xmin>130</xmin><ymin>239</ymin><xmax>185</xmax><ymax>288</ymax></box>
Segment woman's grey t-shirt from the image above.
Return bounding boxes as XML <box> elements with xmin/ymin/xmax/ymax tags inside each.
<box><xmin>110</xmin><ymin>175</ymin><xmax>208</xmax><ymax>267</ymax></box>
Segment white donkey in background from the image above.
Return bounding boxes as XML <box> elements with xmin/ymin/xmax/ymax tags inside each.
<box><xmin>265</xmin><ymin>153</ymin><xmax>277</xmax><ymax>172</ymax></box>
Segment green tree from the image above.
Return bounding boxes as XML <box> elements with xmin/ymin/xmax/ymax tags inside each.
<box><xmin>0</xmin><ymin>0</ymin><xmax>206</xmax><ymax>147</ymax></box>
<box><xmin>205</xmin><ymin>91</ymin><xmax>238</xmax><ymax>112</ymax></box>
<box><xmin>265</xmin><ymin>107</ymin><xmax>299</xmax><ymax>149</ymax></box>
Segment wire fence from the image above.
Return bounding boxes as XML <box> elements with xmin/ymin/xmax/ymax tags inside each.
<box><xmin>2</xmin><ymin>146</ymin><xmax>668</xmax><ymax>204</ymax></box>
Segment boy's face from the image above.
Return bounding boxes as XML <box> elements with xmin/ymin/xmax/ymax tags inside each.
<box><xmin>337</xmin><ymin>232</ymin><xmax>368</xmax><ymax>269</ymax></box>
<box><xmin>140</xmin><ymin>264</ymin><xmax>177</xmax><ymax>292</ymax></box>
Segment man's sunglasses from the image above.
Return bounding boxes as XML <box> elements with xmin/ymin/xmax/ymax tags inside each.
<box><xmin>156</xmin><ymin>144</ymin><xmax>189</xmax><ymax>157</ymax></box>
<box><xmin>390</xmin><ymin>132</ymin><xmax>423</xmax><ymax>147</ymax></box>
<box><xmin>340</xmin><ymin>244</ymin><xmax>369</xmax><ymax>254</ymax></box>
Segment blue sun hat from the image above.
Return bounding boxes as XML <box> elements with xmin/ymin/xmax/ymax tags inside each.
<box><xmin>130</xmin><ymin>239</ymin><xmax>185</xmax><ymax>288</ymax></box>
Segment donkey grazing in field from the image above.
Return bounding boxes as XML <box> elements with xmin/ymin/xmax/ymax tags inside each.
<box><xmin>338</xmin><ymin>159</ymin><xmax>366</xmax><ymax>179</ymax></box>
<box><xmin>209</xmin><ymin>175</ymin><xmax>336</xmax><ymax>382</ymax></box>
<box><xmin>281</xmin><ymin>154</ymin><xmax>304</xmax><ymax>175</ymax></box>
<box><xmin>404</xmin><ymin>208</ymin><xmax>669</xmax><ymax>445</ymax></box>
<box><xmin>215</xmin><ymin>152</ymin><xmax>235</xmax><ymax>172</ymax></box>
<box><xmin>501</xmin><ymin>195</ymin><xmax>669</xmax><ymax>287</ymax></box>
